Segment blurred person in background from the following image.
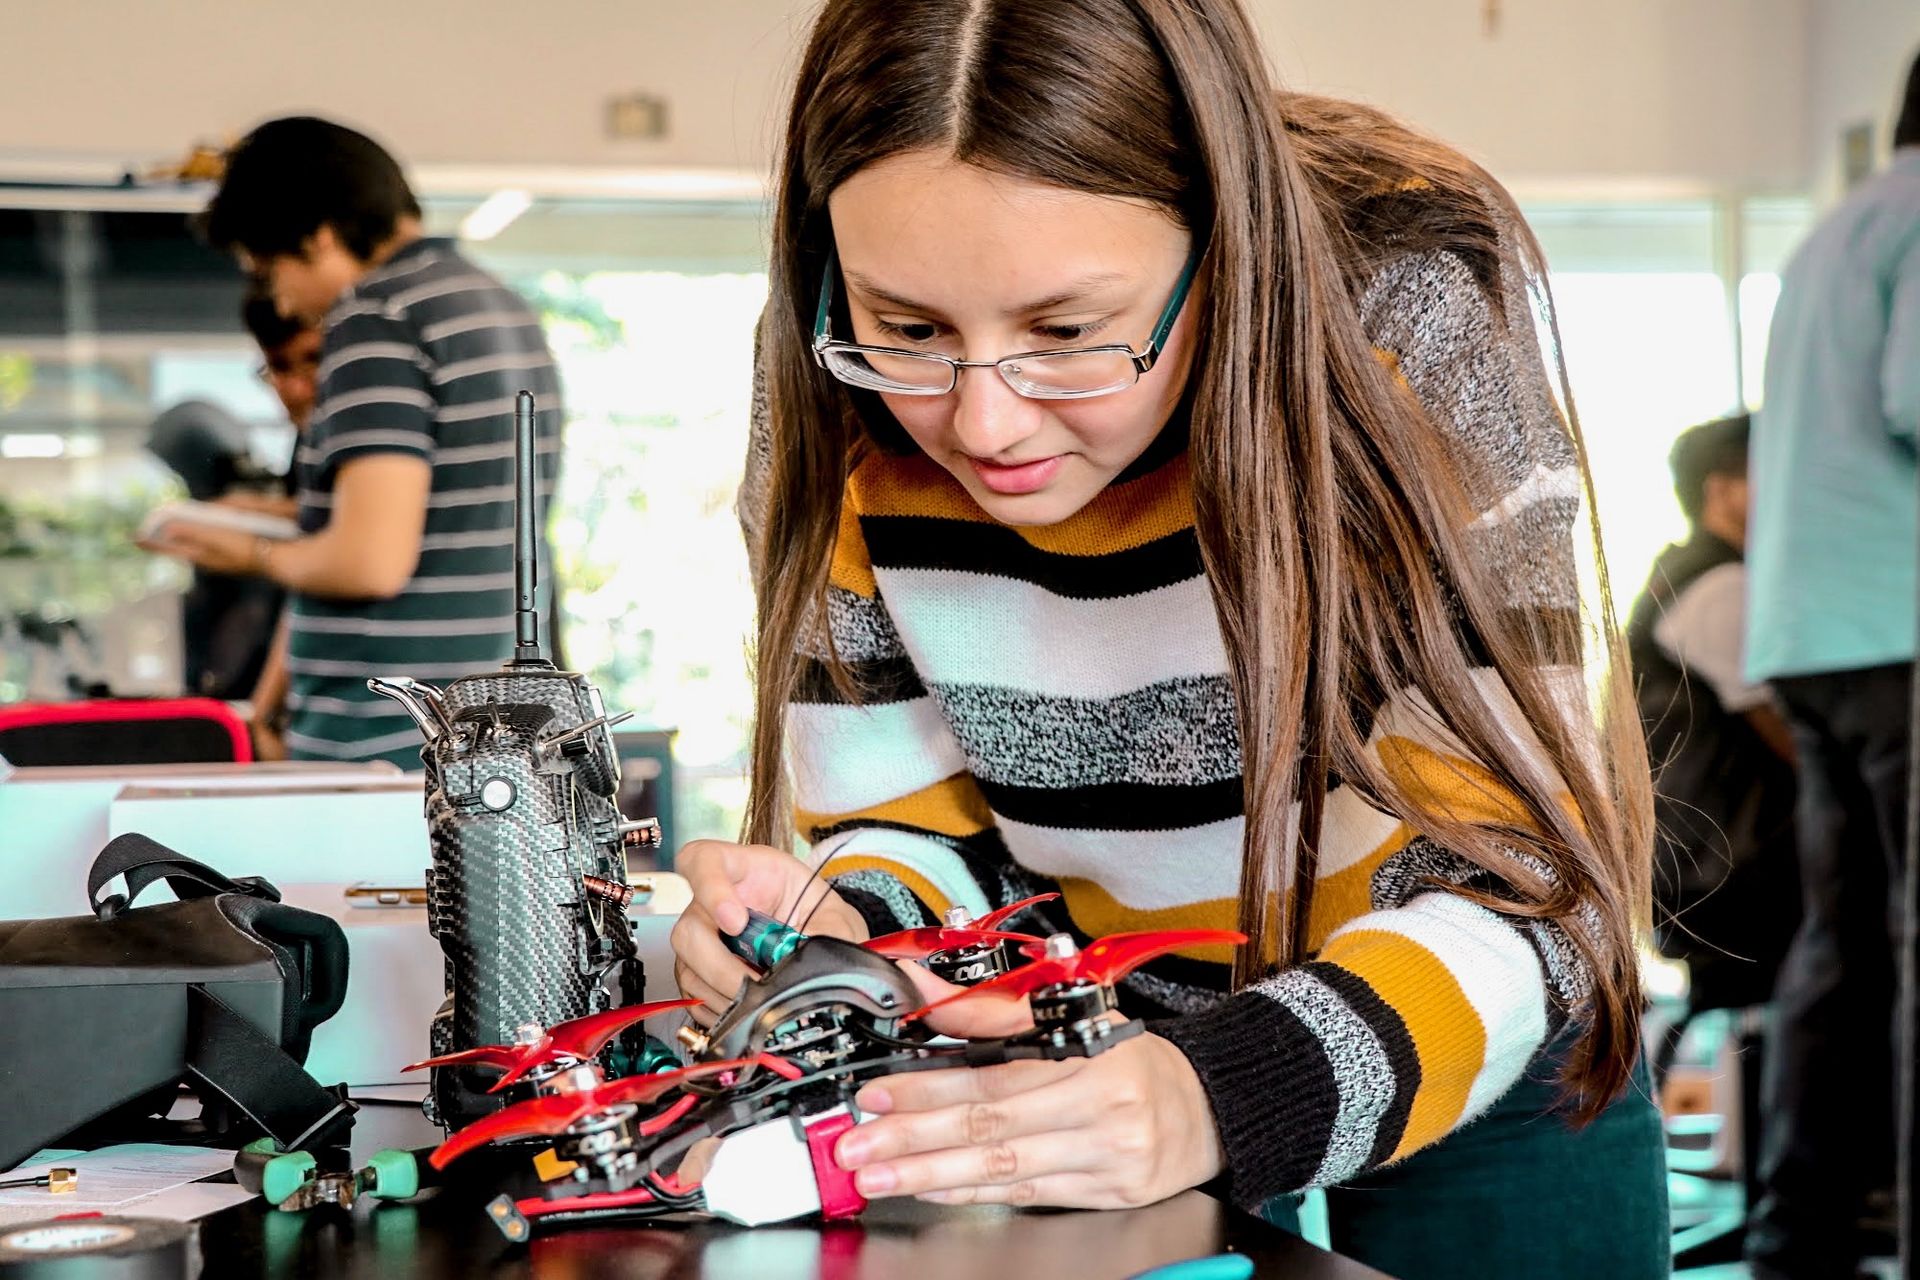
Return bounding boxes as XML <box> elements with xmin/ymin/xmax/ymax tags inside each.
<box><xmin>144</xmin><ymin>286</ymin><xmax>317</xmax><ymax>705</ymax></box>
<box><xmin>144</xmin><ymin>116</ymin><xmax>563</xmax><ymax>769</ymax></box>
<box><xmin>1627</xmin><ymin>413</ymin><xmax>1797</xmax><ymax>1038</ymax></box>
<box><xmin>233</xmin><ymin>287</ymin><xmax>319</xmax><ymax>758</ymax></box>
<box><xmin>1741</xmin><ymin>50</ymin><xmax>1920</xmax><ymax>1280</ymax></box>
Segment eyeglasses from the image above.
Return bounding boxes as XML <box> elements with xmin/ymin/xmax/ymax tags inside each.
<box><xmin>255</xmin><ymin>353</ymin><xmax>320</xmax><ymax>385</ymax></box>
<box><xmin>811</xmin><ymin>242</ymin><xmax>1203</xmax><ymax>400</ymax></box>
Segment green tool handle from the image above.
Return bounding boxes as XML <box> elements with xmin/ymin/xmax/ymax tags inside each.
<box><xmin>723</xmin><ymin>909</ymin><xmax>806</xmax><ymax>971</ymax></box>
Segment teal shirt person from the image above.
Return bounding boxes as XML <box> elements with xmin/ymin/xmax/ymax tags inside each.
<box><xmin>1746</xmin><ymin>148</ymin><xmax>1920</xmax><ymax>682</ymax></box>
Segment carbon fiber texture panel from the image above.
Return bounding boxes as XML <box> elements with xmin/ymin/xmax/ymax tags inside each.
<box><xmin>403</xmin><ymin>665</ymin><xmax>640</xmax><ymax>1129</ymax></box>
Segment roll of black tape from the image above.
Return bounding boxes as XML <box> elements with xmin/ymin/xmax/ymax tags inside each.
<box><xmin>0</xmin><ymin>1217</ymin><xmax>190</xmax><ymax>1280</ymax></box>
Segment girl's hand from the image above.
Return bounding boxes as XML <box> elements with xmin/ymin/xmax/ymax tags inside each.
<box><xmin>833</xmin><ymin>966</ymin><xmax>1225</xmax><ymax>1210</ymax></box>
<box><xmin>670</xmin><ymin>839</ymin><xmax>869</xmax><ymax>1023</ymax></box>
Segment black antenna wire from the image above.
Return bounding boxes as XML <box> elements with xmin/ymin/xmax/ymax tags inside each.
<box><xmin>512</xmin><ymin>389</ymin><xmax>546</xmax><ymax>665</ymax></box>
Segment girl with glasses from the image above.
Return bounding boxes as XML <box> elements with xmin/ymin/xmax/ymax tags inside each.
<box><xmin>671</xmin><ymin>3</ymin><xmax>1663</xmax><ymax>1275</ymax></box>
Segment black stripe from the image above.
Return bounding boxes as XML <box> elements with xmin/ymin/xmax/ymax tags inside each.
<box><xmin>1510</xmin><ymin>921</ymin><xmax>1572</xmax><ymax>1039</ymax></box>
<box><xmin>794</xmin><ymin>655</ymin><xmax>927</xmax><ymax>705</ymax></box>
<box><xmin>975</xmin><ymin>775</ymin><xmax>1242</xmax><ymax>831</ymax></box>
<box><xmin>1150</xmin><ymin>996</ymin><xmax>1342</xmax><ymax>1203</ymax></box>
<box><xmin>1309</xmin><ymin>961</ymin><xmax>1422</xmax><ymax>1169</ymax></box>
<box><xmin>858</xmin><ymin>515</ymin><xmax>1203</xmax><ymax>600</ymax></box>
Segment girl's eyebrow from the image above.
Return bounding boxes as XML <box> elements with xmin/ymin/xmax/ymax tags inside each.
<box><xmin>845</xmin><ymin>270</ymin><xmax>1131</xmax><ymax>317</ymax></box>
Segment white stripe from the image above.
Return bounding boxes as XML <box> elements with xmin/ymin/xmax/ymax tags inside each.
<box><xmin>290</xmin><ymin>693</ymin><xmax>418</xmax><ymax>717</ymax></box>
<box><xmin>1325</xmin><ymin>890</ymin><xmax>1547</xmax><ymax>1119</ymax></box>
<box><xmin>321</xmin><ymin>386</ymin><xmax>435</xmax><ymax>415</ymax></box>
<box><xmin>435</xmin><ymin>397</ymin><xmax>517</xmax><ymax>424</ymax></box>
<box><xmin>436</xmin><ymin>436</ymin><xmax>562</xmax><ymax>465</ymax></box>
<box><xmin>421</xmin><ymin>528</ymin><xmax>513</xmax><ymax>551</ymax></box>
<box><xmin>430</xmin><ymin>351</ymin><xmax>555</xmax><ymax>386</ymax></box>
<box><xmin>789</xmin><ymin>697</ymin><xmax>968</xmax><ymax>815</ymax></box>
<box><xmin>427</xmin><ymin>484</ymin><xmax>517</xmax><ymax>509</ymax></box>
<box><xmin>388</xmin><ymin>276</ymin><xmax>500</xmax><ymax>311</ymax></box>
<box><xmin>287</xmin><ymin>725</ymin><xmax>429</xmax><ymax>757</ymax></box>
<box><xmin>872</xmin><ymin>567</ymin><xmax>1226</xmax><ymax>700</ymax></box>
<box><xmin>420</xmin><ymin>310</ymin><xmax>543</xmax><ymax>343</ymax></box>
<box><xmin>1470</xmin><ymin>461</ymin><xmax>1581</xmax><ymax>528</ymax></box>
<box><xmin>810</xmin><ymin>827</ymin><xmax>991</xmax><ymax>919</ymax></box>
<box><xmin>295</xmin><ymin>615</ymin><xmax>509</xmax><ymax>637</ymax></box>
<box><xmin>328</xmin><ymin>299</ymin><xmax>395</xmax><ymax>323</ymax></box>
<box><xmin>1364</xmin><ymin>668</ymin><xmax>1572</xmax><ymax>800</ymax></box>
<box><xmin>403</xmin><ymin>572</ymin><xmax>516</xmax><ymax>594</ymax></box>
<box><xmin>320</xmin><ymin>429</ymin><xmax>430</xmax><ymax>461</ymax></box>
<box><xmin>365</xmin><ymin>251</ymin><xmax>445</xmax><ymax>284</ymax></box>
<box><xmin>995</xmin><ymin>813</ymin><xmax>1244</xmax><ymax>910</ymax></box>
<box><xmin>287</xmin><ymin>657</ymin><xmax>502</xmax><ymax>679</ymax></box>
<box><xmin>1317</xmin><ymin>785</ymin><xmax>1409</xmax><ymax>878</ymax></box>
<box><xmin>318</xmin><ymin>342</ymin><xmax>424</xmax><ymax>383</ymax></box>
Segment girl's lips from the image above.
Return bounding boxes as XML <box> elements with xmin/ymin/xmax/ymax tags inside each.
<box><xmin>966</xmin><ymin>454</ymin><xmax>1064</xmax><ymax>495</ymax></box>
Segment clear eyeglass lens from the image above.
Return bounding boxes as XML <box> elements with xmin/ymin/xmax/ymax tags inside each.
<box><xmin>822</xmin><ymin>347</ymin><xmax>954</xmax><ymax>394</ymax></box>
<box><xmin>821</xmin><ymin>345</ymin><xmax>1141</xmax><ymax>399</ymax></box>
<box><xmin>999</xmin><ymin>349</ymin><xmax>1139</xmax><ymax>398</ymax></box>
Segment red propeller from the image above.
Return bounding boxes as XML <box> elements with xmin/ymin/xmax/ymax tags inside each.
<box><xmin>900</xmin><ymin>928</ymin><xmax>1247</xmax><ymax>1024</ymax></box>
<box><xmin>860</xmin><ymin>892</ymin><xmax>1061</xmax><ymax>960</ymax></box>
<box><xmin>428</xmin><ymin>1054</ymin><xmax>797</xmax><ymax>1170</ymax></box>
<box><xmin>403</xmin><ymin>997</ymin><xmax>702</xmax><ymax>1089</ymax></box>
<box><xmin>861</xmin><ymin>926</ymin><xmax>1038</xmax><ymax>960</ymax></box>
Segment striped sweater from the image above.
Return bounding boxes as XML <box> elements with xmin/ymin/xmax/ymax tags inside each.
<box><xmin>288</xmin><ymin>236</ymin><xmax>562</xmax><ymax>768</ymax></box>
<box><xmin>752</xmin><ymin>245</ymin><xmax>1592</xmax><ymax>1208</ymax></box>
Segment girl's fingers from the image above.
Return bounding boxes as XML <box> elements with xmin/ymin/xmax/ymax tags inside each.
<box><xmin>668</xmin><ymin>906</ymin><xmax>756</xmax><ymax>1014</ymax></box>
<box><xmin>849</xmin><ymin>1128</ymin><xmax>1107</xmax><ymax>1199</ymax></box>
<box><xmin>837</xmin><ymin>1063</ymin><xmax>1100</xmax><ymax>1173</ymax></box>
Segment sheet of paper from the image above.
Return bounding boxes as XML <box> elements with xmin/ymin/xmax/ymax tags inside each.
<box><xmin>117</xmin><ymin>1180</ymin><xmax>257</xmax><ymax>1223</ymax></box>
<box><xmin>0</xmin><ymin>1144</ymin><xmax>240</xmax><ymax>1227</ymax></box>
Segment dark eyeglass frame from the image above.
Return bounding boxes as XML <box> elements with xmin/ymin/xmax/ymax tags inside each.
<box><xmin>810</xmin><ymin>241</ymin><xmax>1205</xmax><ymax>400</ymax></box>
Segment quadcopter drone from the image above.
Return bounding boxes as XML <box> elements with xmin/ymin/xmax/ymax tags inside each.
<box><xmin>369</xmin><ymin>390</ymin><xmax>1245</xmax><ymax>1238</ymax></box>
<box><xmin>409</xmin><ymin>892</ymin><xmax>1245</xmax><ymax>1238</ymax></box>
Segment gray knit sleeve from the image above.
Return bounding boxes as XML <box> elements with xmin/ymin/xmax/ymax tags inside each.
<box><xmin>735</xmin><ymin>307</ymin><xmax>776</xmax><ymax>582</ymax></box>
<box><xmin>1357</xmin><ymin>247</ymin><xmax>1581</xmax><ymax>618</ymax></box>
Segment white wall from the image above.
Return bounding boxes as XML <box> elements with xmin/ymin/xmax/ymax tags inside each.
<box><xmin>1</xmin><ymin>1</ymin><xmax>808</xmax><ymax>177</ymax></box>
<box><xmin>1252</xmin><ymin>0</ymin><xmax>1810</xmax><ymax>193</ymax></box>
<box><xmin>0</xmin><ymin>0</ymin><xmax>1842</xmax><ymax>194</ymax></box>
<box><xmin>1804</xmin><ymin>0</ymin><xmax>1920</xmax><ymax>200</ymax></box>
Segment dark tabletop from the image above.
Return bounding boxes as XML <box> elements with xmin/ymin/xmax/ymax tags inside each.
<box><xmin>192</xmin><ymin>1100</ymin><xmax>1395</xmax><ymax>1280</ymax></box>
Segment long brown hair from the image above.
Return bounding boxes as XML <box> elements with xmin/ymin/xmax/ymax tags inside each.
<box><xmin>746</xmin><ymin>0</ymin><xmax>1652</xmax><ymax>1117</ymax></box>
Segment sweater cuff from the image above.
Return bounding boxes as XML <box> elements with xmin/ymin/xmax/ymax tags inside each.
<box><xmin>830</xmin><ymin>868</ymin><xmax>936</xmax><ymax>939</ymax></box>
<box><xmin>1152</xmin><ymin>960</ymin><xmax>1418</xmax><ymax>1210</ymax></box>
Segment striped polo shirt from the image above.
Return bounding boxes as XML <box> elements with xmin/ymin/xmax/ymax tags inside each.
<box><xmin>758</xmin><ymin>243</ymin><xmax>1600</xmax><ymax>1208</ymax></box>
<box><xmin>286</xmin><ymin>236</ymin><xmax>561</xmax><ymax>768</ymax></box>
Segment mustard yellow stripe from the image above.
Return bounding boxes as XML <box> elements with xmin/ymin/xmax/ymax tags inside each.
<box><xmin>1376</xmin><ymin>736</ymin><xmax>1537</xmax><ymax>828</ymax></box>
<box><xmin>1320</xmin><ymin>927</ymin><xmax>1486</xmax><ymax>1160</ymax></box>
<box><xmin>824</xmin><ymin>855</ymin><xmax>955</xmax><ymax>919</ymax></box>
<box><xmin>1052</xmin><ymin>877</ymin><xmax>1240</xmax><ymax>966</ymax></box>
<box><xmin>848</xmin><ymin>451</ymin><xmax>1196</xmax><ymax>557</ymax></box>
<box><xmin>1306</xmin><ymin>823</ymin><xmax>1416</xmax><ymax>953</ymax></box>
<box><xmin>796</xmin><ymin>774</ymin><xmax>994</xmax><ymax>843</ymax></box>
<box><xmin>828</xmin><ymin>496</ymin><xmax>878</xmax><ymax>597</ymax></box>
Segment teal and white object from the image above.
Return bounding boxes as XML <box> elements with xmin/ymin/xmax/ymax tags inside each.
<box><xmin>725</xmin><ymin>909</ymin><xmax>807</xmax><ymax>971</ymax></box>
<box><xmin>1125</xmin><ymin>1255</ymin><xmax>1256</xmax><ymax>1280</ymax></box>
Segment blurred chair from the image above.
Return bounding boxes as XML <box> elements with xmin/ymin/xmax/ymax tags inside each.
<box><xmin>0</xmin><ymin>698</ymin><xmax>252</xmax><ymax>767</ymax></box>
